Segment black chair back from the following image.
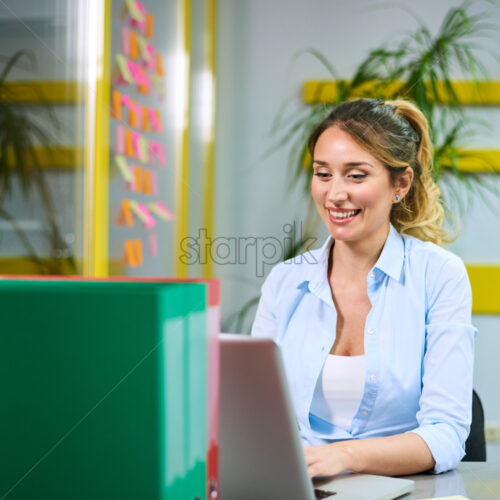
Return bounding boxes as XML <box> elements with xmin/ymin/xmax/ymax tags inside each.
<box><xmin>463</xmin><ymin>389</ymin><xmax>486</xmax><ymax>462</ymax></box>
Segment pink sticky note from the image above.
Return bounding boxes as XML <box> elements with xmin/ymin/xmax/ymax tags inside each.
<box><xmin>146</xmin><ymin>44</ymin><xmax>155</xmax><ymax>69</ymax></box>
<box><xmin>126</xmin><ymin>180</ymin><xmax>136</xmax><ymax>192</ymax></box>
<box><xmin>137</xmin><ymin>203</ymin><xmax>156</xmax><ymax>228</ymax></box>
<box><xmin>157</xmin><ymin>201</ymin><xmax>174</xmax><ymax>220</ymax></box>
<box><xmin>116</xmin><ymin>125</ymin><xmax>125</xmax><ymax>154</ymax></box>
<box><xmin>126</xmin><ymin>60</ymin><xmax>151</xmax><ymax>90</ymax></box>
<box><xmin>149</xmin><ymin>232</ymin><xmax>158</xmax><ymax>257</ymax></box>
<box><xmin>155</xmin><ymin>143</ymin><xmax>166</xmax><ymax>166</ymax></box>
<box><xmin>132</xmin><ymin>132</ymin><xmax>142</xmax><ymax>158</ymax></box>
<box><xmin>131</xmin><ymin>1</ymin><xmax>146</xmax><ymax>32</ymax></box>
<box><xmin>149</xmin><ymin>109</ymin><xmax>161</xmax><ymax>132</ymax></box>
<box><xmin>122</xmin><ymin>26</ymin><xmax>130</xmax><ymax>56</ymax></box>
<box><xmin>121</xmin><ymin>93</ymin><xmax>132</xmax><ymax>107</ymax></box>
<box><xmin>150</xmin><ymin>171</ymin><xmax>158</xmax><ymax>195</ymax></box>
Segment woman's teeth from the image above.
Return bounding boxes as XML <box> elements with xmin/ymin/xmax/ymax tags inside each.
<box><xmin>328</xmin><ymin>210</ymin><xmax>359</xmax><ymax>219</ymax></box>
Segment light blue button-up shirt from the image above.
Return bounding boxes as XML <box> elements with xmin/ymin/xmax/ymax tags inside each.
<box><xmin>251</xmin><ymin>225</ymin><xmax>477</xmax><ymax>474</ymax></box>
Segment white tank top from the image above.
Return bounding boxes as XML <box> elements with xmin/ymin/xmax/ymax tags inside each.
<box><xmin>310</xmin><ymin>354</ymin><xmax>366</xmax><ymax>432</ymax></box>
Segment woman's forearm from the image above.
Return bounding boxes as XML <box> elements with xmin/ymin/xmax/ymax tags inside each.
<box><xmin>336</xmin><ymin>432</ymin><xmax>435</xmax><ymax>476</ymax></box>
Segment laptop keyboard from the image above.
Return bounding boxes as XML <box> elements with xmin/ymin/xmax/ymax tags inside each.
<box><xmin>314</xmin><ymin>489</ymin><xmax>337</xmax><ymax>498</ymax></box>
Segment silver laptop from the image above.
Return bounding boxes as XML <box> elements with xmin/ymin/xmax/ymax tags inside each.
<box><xmin>219</xmin><ymin>334</ymin><xmax>414</xmax><ymax>500</ymax></box>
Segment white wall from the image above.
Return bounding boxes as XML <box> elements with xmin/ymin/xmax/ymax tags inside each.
<box><xmin>214</xmin><ymin>0</ymin><xmax>500</xmax><ymax>421</ymax></box>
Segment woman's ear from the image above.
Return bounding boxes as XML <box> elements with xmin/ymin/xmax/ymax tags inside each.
<box><xmin>395</xmin><ymin>167</ymin><xmax>414</xmax><ymax>201</ymax></box>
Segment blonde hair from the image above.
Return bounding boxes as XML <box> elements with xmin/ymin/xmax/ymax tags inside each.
<box><xmin>308</xmin><ymin>97</ymin><xmax>449</xmax><ymax>245</ymax></box>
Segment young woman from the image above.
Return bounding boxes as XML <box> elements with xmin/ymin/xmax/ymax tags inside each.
<box><xmin>251</xmin><ymin>98</ymin><xmax>476</xmax><ymax>477</ymax></box>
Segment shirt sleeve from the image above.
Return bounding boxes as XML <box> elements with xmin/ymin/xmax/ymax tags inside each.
<box><xmin>408</xmin><ymin>256</ymin><xmax>477</xmax><ymax>474</ymax></box>
<box><xmin>251</xmin><ymin>266</ymin><xmax>278</xmax><ymax>340</ymax></box>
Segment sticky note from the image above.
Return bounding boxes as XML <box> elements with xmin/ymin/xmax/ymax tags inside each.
<box><xmin>111</xmin><ymin>89</ymin><xmax>122</xmax><ymax>120</ymax></box>
<box><xmin>139</xmin><ymin>136</ymin><xmax>149</xmax><ymax>163</ymax></box>
<box><xmin>124</xmin><ymin>239</ymin><xmax>138</xmax><ymax>267</ymax></box>
<box><xmin>150</xmin><ymin>171</ymin><xmax>158</xmax><ymax>195</ymax></box>
<box><xmin>125</xmin><ymin>0</ymin><xmax>144</xmax><ymax>22</ymax></box>
<box><xmin>146</xmin><ymin>44</ymin><xmax>155</xmax><ymax>69</ymax></box>
<box><xmin>130</xmin><ymin>1</ymin><xmax>146</xmax><ymax>32</ymax></box>
<box><xmin>152</xmin><ymin>142</ymin><xmax>166</xmax><ymax>166</ymax></box>
<box><xmin>134</xmin><ymin>238</ymin><xmax>143</xmax><ymax>265</ymax></box>
<box><xmin>116</xmin><ymin>125</ymin><xmax>125</xmax><ymax>155</ymax></box>
<box><xmin>156</xmin><ymin>53</ymin><xmax>164</xmax><ymax>76</ymax></box>
<box><xmin>128</xmin><ymin>99</ymin><xmax>139</xmax><ymax>128</ymax></box>
<box><xmin>142</xmin><ymin>105</ymin><xmax>151</xmax><ymax>131</ymax></box>
<box><xmin>137</xmin><ymin>203</ymin><xmax>156</xmax><ymax>228</ymax></box>
<box><xmin>146</xmin><ymin>13</ymin><xmax>154</xmax><ymax>39</ymax></box>
<box><xmin>129</xmin><ymin>200</ymin><xmax>147</xmax><ymax>224</ymax></box>
<box><xmin>115</xmin><ymin>155</ymin><xmax>134</xmax><ymax>182</ymax></box>
<box><xmin>143</xmin><ymin>169</ymin><xmax>152</xmax><ymax>195</ymax></box>
<box><xmin>122</xmin><ymin>26</ymin><xmax>130</xmax><ymax>56</ymax></box>
<box><xmin>134</xmin><ymin>166</ymin><xmax>143</xmax><ymax>193</ymax></box>
<box><xmin>154</xmin><ymin>110</ymin><xmax>162</xmax><ymax>132</ymax></box>
<box><xmin>116</xmin><ymin>54</ymin><xmax>133</xmax><ymax>84</ymax></box>
<box><xmin>149</xmin><ymin>232</ymin><xmax>157</xmax><ymax>256</ymax></box>
<box><xmin>122</xmin><ymin>200</ymin><xmax>134</xmax><ymax>227</ymax></box>
<box><xmin>130</xmin><ymin>30</ymin><xmax>139</xmax><ymax>60</ymax></box>
<box><xmin>125</xmin><ymin>128</ymin><xmax>134</xmax><ymax>158</ymax></box>
<box><xmin>149</xmin><ymin>201</ymin><xmax>175</xmax><ymax>221</ymax></box>
<box><xmin>121</xmin><ymin>93</ymin><xmax>132</xmax><ymax>107</ymax></box>
<box><xmin>137</xmin><ymin>35</ymin><xmax>150</xmax><ymax>62</ymax></box>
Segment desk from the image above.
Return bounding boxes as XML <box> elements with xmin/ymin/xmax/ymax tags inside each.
<box><xmin>402</xmin><ymin>462</ymin><xmax>500</xmax><ymax>499</ymax></box>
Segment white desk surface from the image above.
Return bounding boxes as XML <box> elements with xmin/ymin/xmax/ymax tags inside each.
<box><xmin>402</xmin><ymin>462</ymin><xmax>500</xmax><ymax>499</ymax></box>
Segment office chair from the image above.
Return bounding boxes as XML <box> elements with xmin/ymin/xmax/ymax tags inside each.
<box><xmin>462</xmin><ymin>389</ymin><xmax>486</xmax><ymax>462</ymax></box>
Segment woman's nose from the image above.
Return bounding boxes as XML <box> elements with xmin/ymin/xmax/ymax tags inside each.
<box><xmin>327</xmin><ymin>179</ymin><xmax>348</xmax><ymax>203</ymax></box>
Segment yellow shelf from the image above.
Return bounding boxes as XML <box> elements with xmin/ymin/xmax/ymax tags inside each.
<box><xmin>7</xmin><ymin>146</ymin><xmax>81</xmax><ymax>169</ymax></box>
<box><xmin>303</xmin><ymin>80</ymin><xmax>500</xmax><ymax>106</ymax></box>
<box><xmin>1</xmin><ymin>81</ymin><xmax>81</xmax><ymax>104</ymax></box>
<box><xmin>466</xmin><ymin>265</ymin><xmax>500</xmax><ymax>314</ymax></box>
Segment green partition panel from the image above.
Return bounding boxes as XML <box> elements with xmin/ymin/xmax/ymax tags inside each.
<box><xmin>0</xmin><ymin>280</ymin><xmax>207</xmax><ymax>500</ymax></box>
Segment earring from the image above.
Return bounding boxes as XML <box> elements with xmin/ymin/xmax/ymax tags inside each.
<box><xmin>394</xmin><ymin>194</ymin><xmax>401</xmax><ymax>202</ymax></box>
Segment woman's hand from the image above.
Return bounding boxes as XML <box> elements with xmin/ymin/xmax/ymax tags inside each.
<box><xmin>304</xmin><ymin>443</ymin><xmax>353</xmax><ymax>478</ymax></box>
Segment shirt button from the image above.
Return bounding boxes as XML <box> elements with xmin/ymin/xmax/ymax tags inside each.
<box><xmin>367</xmin><ymin>328</ymin><xmax>374</xmax><ymax>334</ymax></box>
<box><xmin>370</xmin><ymin>272</ymin><xmax>375</xmax><ymax>278</ymax></box>
<box><xmin>370</xmin><ymin>374</ymin><xmax>377</xmax><ymax>382</ymax></box>
<box><xmin>361</xmin><ymin>410</ymin><xmax>368</xmax><ymax>416</ymax></box>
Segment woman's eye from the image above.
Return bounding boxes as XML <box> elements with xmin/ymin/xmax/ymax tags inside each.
<box><xmin>314</xmin><ymin>172</ymin><xmax>330</xmax><ymax>179</ymax></box>
<box><xmin>349</xmin><ymin>174</ymin><xmax>367</xmax><ymax>180</ymax></box>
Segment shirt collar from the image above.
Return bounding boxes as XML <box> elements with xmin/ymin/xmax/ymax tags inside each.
<box><xmin>373</xmin><ymin>224</ymin><xmax>405</xmax><ymax>281</ymax></box>
<box><xmin>298</xmin><ymin>224</ymin><xmax>405</xmax><ymax>291</ymax></box>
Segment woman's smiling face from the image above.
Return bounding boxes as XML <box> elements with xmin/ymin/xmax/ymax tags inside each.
<box><xmin>311</xmin><ymin>126</ymin><xmax>398</xmax><ymax>245</ymax></box>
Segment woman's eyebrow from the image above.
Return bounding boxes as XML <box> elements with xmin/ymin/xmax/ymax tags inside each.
<box><xmin>344</xmin><ymin>161</ymin><xmax>375</xmax><ymax>169</ymax></box>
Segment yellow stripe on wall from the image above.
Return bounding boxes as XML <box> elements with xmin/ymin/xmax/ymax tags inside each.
<box><xmin>175</xmin><ymin>0</ymin><xmax>192</xmax><ymax>278</ymax></box>
<box><xmin>303</xmin><ymin>80</ymin><xmax>500</xmax><ymax>106</ymax></box>
<box><xmin>466</xmin><ymin>265</ymin><xmax>500</xmax><ymax>314</ymax></box>
<box><xmin>201</xmin><ymin>0</ymin><xmax>217</xmax><ymax>279</ymax></box>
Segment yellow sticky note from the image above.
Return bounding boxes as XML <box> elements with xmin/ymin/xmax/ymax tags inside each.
<box><xmin>115</xmin><ymin>155</ymin><xmax>134</xmax><ymax>183</ymax></box>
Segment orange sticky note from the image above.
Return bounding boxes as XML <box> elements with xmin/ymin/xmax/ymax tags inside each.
<box><xmin>122</xmin><ymin>199</ymin><xmax>134</xmax><ymax>227</ymax></box>
<box><xmin>156</xmin><ymin>53</ymin><xmax>164</xmax><ymax>77</ymax></box>
<box><xmin>124</xmin><ymin>239</ymin><xmax>138</xmax><ymax>267</ymax></box>
<box><xmin>143</xmin><ymin>169</ymin><xmax>152</xmax><ymax>195</ymax></box>
<box><xmin>130</xmin><ymin>31</ymin><xmax>139</xmax><ymax>60</ymax></box>
<box><xmin>125</xmin><ymin>129</ymin><xmax>134</xmax><ymax>157</ymax></box>
<box><xmin>134</xmin><ymin>166</ymin><xmax>143</xmax><ymax>193</ymax></box>
<box><xmin>146</xmin><ymin>13</ymin><xmax>154</xmax><ymax>39</ymax></box>
<box><xmin>111</xmin><ymin>89</ymin><xmax>122</xmax><ymax>120</ymax></box>
<box><xmin>142</xmin><ymin>106</ymin><xmax>151</xmax><ymax>131</ymax></box>
<box><xmin>154</xmin><ymin>110</ymin><xmax>162</xmax><ymax>132</ymax></box>
<box><xmin>134</xmin><ymin>239</ymin><xmax>143</xmax><ymax>266</ymax></box>
<box><xmin>128</xmin><ymin>99</ymin><xmax>139</xmax><ymax>127</ymax></box>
